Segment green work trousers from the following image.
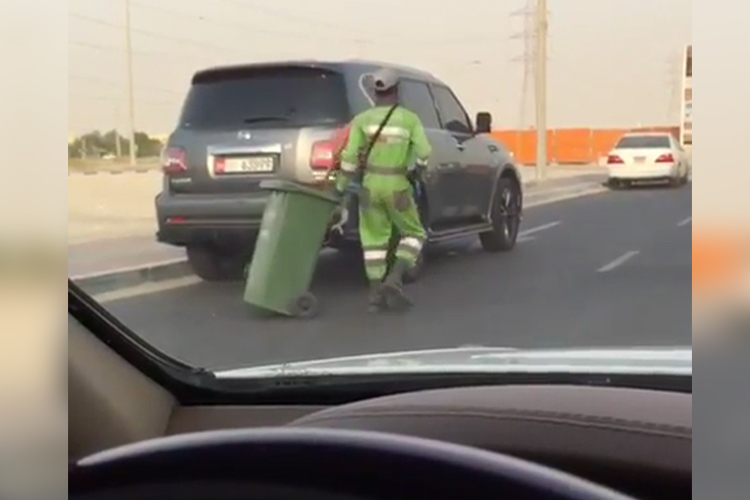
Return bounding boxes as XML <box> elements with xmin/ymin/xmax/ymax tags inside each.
<box><xmin>359</xmin><ymin>177</ymin><xmax>426</xmax><ymax>282</ymax></box>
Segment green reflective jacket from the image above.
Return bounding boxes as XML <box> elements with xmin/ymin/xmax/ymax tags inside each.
<box><xmin>337</xmin><ymin>105</ymin><xmax>432</xmax><ymax>192</ymax></box>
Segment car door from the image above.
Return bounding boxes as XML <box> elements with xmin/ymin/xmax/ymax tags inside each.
<box><xmin>430</xmin><ymin>85</ymin><xmax>495</xmax><ymax>222</ymax></box>
<box><xmin>397</xmin><ymin>79</ymin><xmax>458</xmax><ymax>228</ymax></box>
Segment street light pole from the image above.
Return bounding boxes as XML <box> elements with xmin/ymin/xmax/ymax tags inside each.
<box><xmin>115</xmin><ymin>107</ymin><xmax>122</xmax><ymax>158</ymax></box>
<box><xmin>535</xmin><ymin>0</ymin><xmax>549</xmax><ymax>180</ymax></box>
<box><xmin>124</xmin><ymin>0</ymin><xmax>137</xmax><ymax>167</ymax></box>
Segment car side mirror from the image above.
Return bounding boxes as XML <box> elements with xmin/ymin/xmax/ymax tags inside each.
<box><xmin>475</xmin><ymin>112</ymin><xmax>492</xmax><ymax>134</ymax></box>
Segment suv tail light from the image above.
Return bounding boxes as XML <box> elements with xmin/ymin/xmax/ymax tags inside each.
<box><xmin>656</xmin><ymin>153</ymin><xmax>675</xmax><ymax>163</ymax></box>
<box><xmin>607</xmin><ymin>154</ymin><xmax>624</xmax><ymax>165</ymax></box>
<box><xmin>310</xmin><ymin>125</ymin><xmax>352</xmax><ymax>171</ymax></box>
<box><xmin>162</xmin><ymin>147</ymin><xmax>187</xmax><ymax>175</ymax></box>
<box><xmin>310</xmin><ymin>140</ymin><xmax>335</xmax><ymax>170</ymax></box>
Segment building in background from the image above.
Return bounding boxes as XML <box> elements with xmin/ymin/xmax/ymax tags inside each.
<box><xmin>680</xmin><ymin>44</ymin><xmax>692</xmax><ymax>151</ymax></box>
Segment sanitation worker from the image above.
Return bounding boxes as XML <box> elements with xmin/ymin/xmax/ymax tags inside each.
<box><xmin>336</xmin><ymin>68</ymin><xmax>432</xmax><ymax>312</ymax></box>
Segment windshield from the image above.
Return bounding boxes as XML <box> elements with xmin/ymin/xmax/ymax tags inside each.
<box><xmin>68</xmin><ymin>1</ymin><xmax>698</xmax><ymax>383</ymax></box>
<box><xmin>615</xmin><ymin>135</ymin><xmax>671</xmax><ymax>149</ymax></box>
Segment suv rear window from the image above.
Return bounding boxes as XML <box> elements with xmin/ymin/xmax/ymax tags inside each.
<box><xmin>179</xmin><ymin>67</ymin><xmax>350</xmax><ymax>129</ymax></box>
<box><xmin>615</xmin><ymin>135</ymin><xmax>671</xmax><ymax>148</ymax></box>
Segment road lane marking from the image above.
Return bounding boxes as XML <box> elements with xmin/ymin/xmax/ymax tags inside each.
<box><xmin>598</xmin><ymin>251</ymin><xmax>640</xmax><ymax>273</ymax></box>
<box><xmin>519</xmin><ymin>221</ymin><xmax>561</xmax><ymax>237</ymax></box>
<box><xmin>678</xmin><ymin>216</ymin><xmax>692</xmax><ymax>227</ymax></box>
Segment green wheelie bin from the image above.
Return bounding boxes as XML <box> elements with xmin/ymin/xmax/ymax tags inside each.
<box><xmin>243</xmin><ymin>179</ymin><xmax>340</xmax><ymax>319</ymax></box>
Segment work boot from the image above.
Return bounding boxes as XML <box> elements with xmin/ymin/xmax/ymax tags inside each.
<box><xmin>367</xmin><ymin>281</ymin><xmax>386</xmax><ymax>313</ymax></box>
<box><xmin>381</xmin><ymin>259</ymin><xmax>414</xmax><ymax>311</ymax></box>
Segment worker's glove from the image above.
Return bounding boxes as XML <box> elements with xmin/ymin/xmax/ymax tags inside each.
<box><xmin>406</xmin><ymin>163</ymin><xmax>426</xmax><ymax>184</ymax></box>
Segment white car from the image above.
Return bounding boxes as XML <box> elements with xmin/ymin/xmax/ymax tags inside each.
<box><xmin>606</xmin><ymin>132</ymin><xmax>691</xmax><ymax>188</ymax></box>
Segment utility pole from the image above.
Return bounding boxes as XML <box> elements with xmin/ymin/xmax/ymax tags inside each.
<box><xmin>510</xmin><ymin>0</ymin><xmax>536</xmax><ymax>129</ymax></box>
<box><xmin>114</xmin><ymin>107</ymin><xmax>123</xmax><ymax>158</ymax></box>
<box><xmin>535</xmin><ymin>0</ymin><xmax>549</xmax><ymax>180</ymax></box>
<box><xmin>124</xmin><ymin>0</ymin><xmax>137</xmax><ymax>166</ymax></box>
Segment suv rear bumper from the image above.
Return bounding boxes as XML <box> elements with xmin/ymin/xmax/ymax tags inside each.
<box><xmin>155</xmin><ymin>191</ymin><xmax>269</xmax><ymax>246</ymax></box>
<box><xmin>155</xmin><ymin>191</ymin><xmax>361</xmax><ymax>247</ymax></box>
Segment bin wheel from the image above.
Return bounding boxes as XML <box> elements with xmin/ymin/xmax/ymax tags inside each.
<box><xmin>290</xmin><ymin>293</ymin><xmax>319</xmax><ymax>319</ymax></box>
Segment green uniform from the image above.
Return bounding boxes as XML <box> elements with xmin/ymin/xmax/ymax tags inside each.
<box><xmin>338</xmin><ymin>105</ymin><xmax>432</xmax><ymax>282</ymax></box>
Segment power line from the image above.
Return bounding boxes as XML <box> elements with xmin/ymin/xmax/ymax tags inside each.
<box><xmin>69</xmin><ymin>12</ymin><xmax>254</xmax><ymax>55</ymax></box>
<box><xmin>69</xmin><ymin>40</ymin><xmax>209</xmax><ymax>65</ymax></box>
<box><xmin>213</xmin><ymin>0</ymin><xmax>349</xmax><ymax>31</ymax></box>
<box><xmin>69</xmin><ymin>75</ymin><xmax>184</xmax><ymax>95</ymax></box>
<box><xmin>222</xmin><ymin>0</ymin><xmax>509</xmax><ymax>44</ymax></box>
<box><xmin>91</xmin><ymin>1</ymin><xmax>506</xmax><ymax>47</ymax></box>
<box><xmin>69</xmin><ymin>94</ymin><xmax>177</xmax><ymax>106</ymax></box>
<box><xmin>127</xmin><ymin>0</ymin><xmax>348</xmax><ymax>42</ymax></box>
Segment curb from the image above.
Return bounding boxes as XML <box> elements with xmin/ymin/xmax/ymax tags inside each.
<box><xmin>523</xmin><ymin>172</ymin><xmax>606</xmax><ymax>189</ymax></box>
<box><xmin>73</xmin><ymin>258</ymin><xmax>192</xmax><ymax>296</ymax></box>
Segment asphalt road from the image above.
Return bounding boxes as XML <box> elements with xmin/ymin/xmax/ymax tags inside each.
<box><xmin>99</xmin><ymin>183</ymin><xmax>692</xmax><ymax>371</ymax></box>
<box><xmin>67</xmin><ymin>169</ymin><xmax>605</xmax><ymax>277</ymax></box>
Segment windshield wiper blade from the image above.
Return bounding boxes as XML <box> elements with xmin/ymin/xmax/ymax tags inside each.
<box><xmin>243</xmin><ymin>116</ymin><xmax>290</xmax><ymax>124</ymax></box>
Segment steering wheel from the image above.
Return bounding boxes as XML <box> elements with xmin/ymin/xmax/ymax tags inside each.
<box><xmin>69</xmin><ymin>428</ymin><xmax>637</xmax><ymax>500</ymax></box>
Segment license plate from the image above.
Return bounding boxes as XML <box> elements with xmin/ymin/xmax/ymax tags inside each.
<box><xmin>634</xmin><ymin>156</ymin><xmax>647</xmax><ymax>164</ymax></box>
<box><xmin>221</xmin><ymin>156</ymin><xmax>275</xmax><ymax>174</ymax></box>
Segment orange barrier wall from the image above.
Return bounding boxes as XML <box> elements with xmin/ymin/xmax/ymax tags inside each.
<box><xmin>490</xmin><ymin>127</ymin><xmax>680</xmax><ymax>166</ymax></box>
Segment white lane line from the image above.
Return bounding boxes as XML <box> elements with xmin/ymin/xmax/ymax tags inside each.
<box><xmin>678</xmin><ymin>216</ymin><xmax>692</xmax><ymax>227</ymax></box>
<box><xmin>597</xmin><ymin>251</ymin><xmax>640</xmax><ymax>273</ymax></box>
<box><xmin>519</xmin><ymin>221</ymin><xmax>561</xmax><ymax>237</ymax></box>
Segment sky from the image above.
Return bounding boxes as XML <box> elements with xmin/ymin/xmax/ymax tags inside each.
<box><xmin>68</xmin><ymin>0</ymin><xmax>692</xmax><ymax>136</ymax></box>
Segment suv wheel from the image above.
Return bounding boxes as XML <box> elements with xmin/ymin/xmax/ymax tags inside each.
<box><xmin>480</xmin><ymin>177</ymin><xmax>522</xmax><ymax>253</ymax></box>
<box><xmin>186</xmin><ymin>244</ymin><xmax>248</xmax><ymax>282</ymax></box>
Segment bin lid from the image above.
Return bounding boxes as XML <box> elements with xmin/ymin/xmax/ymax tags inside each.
<box><xmin>259</xmin><ymin>180</ymin><xmax>339</xmax><ymax>203</ymax></box>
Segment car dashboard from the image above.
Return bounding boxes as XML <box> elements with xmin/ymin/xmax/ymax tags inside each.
<box><xmin>68</xmin><ymin>311</ymin><xmax>691</xmax><ymax>500</ymax></box>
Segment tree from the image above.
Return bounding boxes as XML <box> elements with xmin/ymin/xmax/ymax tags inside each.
<box><xmin>67</xmin><ymin>130</ymin><xmax>163</xmax><ymax>159</ymax></box>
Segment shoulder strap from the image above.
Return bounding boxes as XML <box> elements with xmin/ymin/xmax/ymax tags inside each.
<box><xmin>359</xmin><ymin>104</ymin><xmax>399</xmax><ymax>169</ymax></box>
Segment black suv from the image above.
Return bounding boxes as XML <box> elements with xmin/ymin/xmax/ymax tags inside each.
<box><xmin>156</xmin><ymin>60</ymin><xmax>523</xmax><ymax>281</ymax></box>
